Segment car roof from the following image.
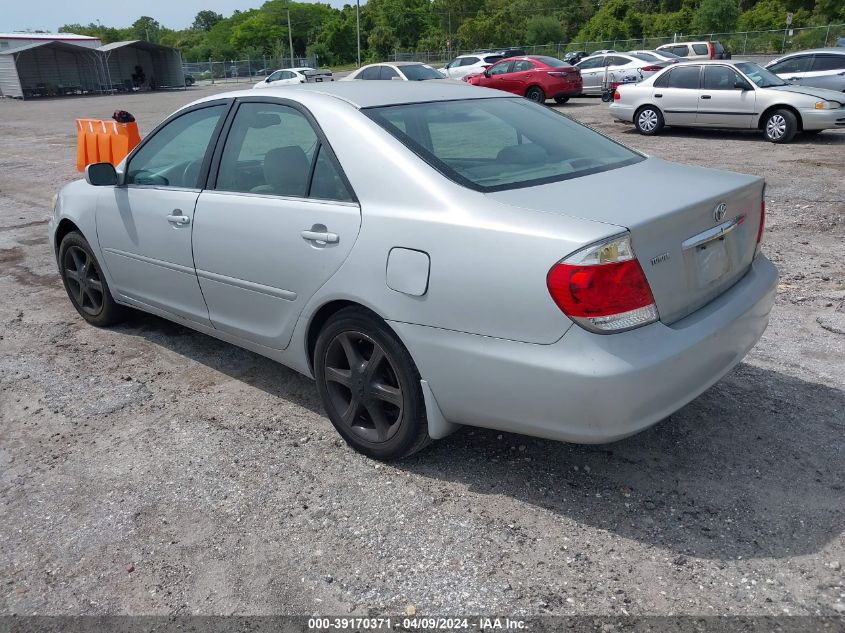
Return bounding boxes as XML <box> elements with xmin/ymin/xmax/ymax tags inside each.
<box><xmin>194</xmin><ymin>80</ymin><xmax>511</xmax><ymax>109</ymax></box>
<box><xmin>772</xmin><ymin>48</ymin><xmax>845</xmax><ymax>57</ymax></box>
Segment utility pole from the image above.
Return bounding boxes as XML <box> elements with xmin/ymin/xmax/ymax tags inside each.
<box><xmin>356</xmin><ymin>0</ymin><xmax>361</xmax><ymax>67</ymax></box>
<box><xmin>287</xmin><ymin>10</ymin><xmax>295</xmax><ymax>66</ymax></box>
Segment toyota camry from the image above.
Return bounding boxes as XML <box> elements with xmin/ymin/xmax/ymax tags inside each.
<box><xmin>50</xmin><ymin>81</ymin><xmax>777</xmax><ymax>460</ymax></box>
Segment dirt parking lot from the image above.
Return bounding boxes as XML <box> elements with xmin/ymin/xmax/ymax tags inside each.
<box><xmin>1</xmin><ymin>84</ymin><xmax>844</xmax><ymax>617</ymax></box>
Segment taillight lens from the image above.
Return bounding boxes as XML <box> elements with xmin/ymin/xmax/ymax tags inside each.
<box><xmin>640</xmin><ymin>65</ymin><xmax>663</xmax><ymax>71</ymax></box>
<box><xmin>613</xmin><ymin>89</ymin><xmax>621</xmax><ymax>100</ymax></box>
<box><xmin>547</xmin><ymin>234</ymin><xmax>659</xmax><ymax>333</ymax></box>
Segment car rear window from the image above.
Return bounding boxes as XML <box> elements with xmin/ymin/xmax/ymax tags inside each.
<box><xmin>364</xmin><ymin>98</ymin><xmax>643</xmax><ymax>192</ymax></box>
<box><xmin>401</xmin><ymin>64</ymin><xmax>444</xmax><ymax>80</ymax></box>
<box><xmin>534</xmin><ymin>56</ymin><xmax>568</xmax><ymax>67</ymax></box>
<box><xmin>483</xmin><ymin>55</ymin><xmax>504</xmax><ymax>64</ymax></box>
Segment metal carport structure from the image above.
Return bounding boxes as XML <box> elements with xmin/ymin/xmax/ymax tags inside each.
<box><xmin>98</xmin><ymin>41</ymin><xmax>184</xmax><ymax>92</ymax></box>
<box><xmin>0</xmin><ymin>40</ymin><xmax>107</xmax><ymax>99</ymax></box>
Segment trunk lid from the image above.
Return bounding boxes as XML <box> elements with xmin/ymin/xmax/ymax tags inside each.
<box><xmin>489</xmin><ymin>157</ymin><xmax>764</xmax><ymax>324</ymax></box>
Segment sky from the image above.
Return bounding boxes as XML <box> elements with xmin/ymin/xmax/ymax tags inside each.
<box><xmin>2</xmin><ymin>0</ymin><xmax>351</xmax><ymax>33</ymax></box>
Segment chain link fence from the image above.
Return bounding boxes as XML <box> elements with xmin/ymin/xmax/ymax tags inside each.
<box><xmin>183</xmin><ymin>56</ymin><xmax>318</xmax><ymax>84</ymax></box>
<box><xmin>391</xmin><ymin>23</ymin><xmax>844</xmax><ymax>64</ymax></box>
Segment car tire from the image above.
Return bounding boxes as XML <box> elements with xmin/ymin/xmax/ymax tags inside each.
<box><xmin>526</xmin><ymin>86</ymin><xmax>546</xmax><ymax>103</ymax></box>
<box><xmin>314</xmin><ymin>307</ymin><xmax>431</xmax><ymax>461</ymax></box>
<box><xmin>763</xmin><ymin>109</ymin><xmax>797</xmax><ymax>143</ymax></box>
<box><xmin>554</xmin><ymin>96</ymin><xmax>570</xmax><ymax>104</ymax></box>
<box><xmin>58</xmin><ymin>231</ymin><xmax>128</xmax><ymax>327</ymax></box>
<box><xmin>634</xmin><ymin>105</ymin><xmax>664</xmax><ymax>135</ymax></box>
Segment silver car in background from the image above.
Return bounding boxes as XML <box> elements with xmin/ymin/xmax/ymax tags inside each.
<box><xmin>50</xmin><ymin>82</ymin><xmax>776</xmax><ymax>460</ymax></box>
<box><xmin>610</xmin><ymin>60</ymin><xmax>845</xmax><ymax>142</ymax></box>
<box><xmin>343</xmin><ymin>62</ymin><xmax>443</xmax><ymax>81</ymax></box>
<box><xmin>576</xmin><ymin>53</ymin><xmax>670</xmax><ymax>94</ymax></box>
<box><xmin>765</xmin><ymin>48</ymin><xmax>845</xmax><ymax>92</ymax></box>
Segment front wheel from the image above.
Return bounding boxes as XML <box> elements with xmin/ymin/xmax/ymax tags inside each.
<box><xmin>763</xmin><ymin>109</ymin><xmax>797</xmax><ymax>143</ymax></box>
<box><xmin>314</xmin><ymin>308</ymin><xmax>431</xmax><ymax>460</ymax></box>
<box><xmin>554</xmin><ymin>96</ymin><xmax>570</xmax><ymax>104</ymax></box>
<box><xmin>58</xmin><ymin>231</ymin><xmax>127</xmax><ymax>327</ymax></box>
<box><xmin>526</xmin><ymin>86</ymin><xmax>546</xmax><ymax>103</ymax></box>
<box><xmin>634</xmin><ymin>105</ymin><xmax>664</xmax><ymax>135</ymax></box>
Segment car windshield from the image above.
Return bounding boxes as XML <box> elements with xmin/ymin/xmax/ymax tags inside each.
<box><xmin>657</xmin><ymin>50</ymin><xmax>681</xmax><ymax>59</ymax></box>
<box><xmin>400</xmin><ymin>64</ymin><xmax>444</xmax><ymax>80</ymax></box>
<box><xmin>364</xmin><ymin>98</ymin><xmax>643</xmax><ymax>192</ymax></box>
<box><xmin>735</xmin><ymin>62</ymin><xmax>787</xmax><ymax>88</ymax></box>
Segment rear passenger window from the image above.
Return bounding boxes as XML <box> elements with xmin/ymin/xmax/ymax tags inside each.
<box><xmin>653</xmin><ymin>70</ymin><xmax>671</xmax><ymax>88</ymax></box>
<box><xmin>512</xmin><ymin>60</ymin><xmax>535</xmax><ymax>72</ymax></box>
<box><xmin>380</xmin><ymin>66</ymin><xmax>400</xmax><ymax>80</ymax></box>
<box><xmin>769</xmin><ymin>56</ymin><xmax>812</xmax><ymax>74</ymax></box>
<box><xmin>309</xmin><ymin>146</ymin><xmax>354</xmax><ymax>202</ymax></box>
<box><xmin>359</xmin><ymin>66</ymin><xmax>381</xmax><ymax>80</ymax></box>
<box><xmin>216</xmin><ymin>103</ymin><xmax>318</xmax><ymax>197</ymax></box>
<box><xmin>692</xmin><ymin>44</ymin><xmax>709</xmax><ymax>55</ymax></box>
<box><xmin>667</xmin><ymin>66</ymin><xmax>701</xmax><ymax>89</ymax></box>
<box><xmin>672</xmin><ymin>45</ymin><xmax>689</xmax><ymax>56</ymax></box>
<box><xmin>811</xmin><ymin>55</ymin><xmax>845</xmax><ymax>72</ymax></box>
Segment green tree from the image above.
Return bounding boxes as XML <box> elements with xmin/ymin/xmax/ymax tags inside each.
<box><xmin>193</xmin><ymin>10</ymin><xmax>224</xmax><ymax>32</ymax></box>
<box><xmin>525</xmin><ymin>16</ymin><xmax>564</xmax><ymax>45</ymax></box>
<box><xmin>131</xmin><ymin>16</ymin><xmax>162</xmax><ymax>42</ymax></box>
<box><xmin>691</xmin><ymin>0</ymin><xmax>740</xmax><ymax>33</ymax></box>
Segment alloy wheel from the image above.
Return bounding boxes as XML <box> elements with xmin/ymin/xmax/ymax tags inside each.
<box><xmin>63</xmin><ymin>245</ymin><xmax>104</xmax><ymax>316</ymax></box>
<box><xmin>638</xmin><ymin>109</ymin><xmax>658</xmax><ymax>132</ymax></box>
<box><xmin>766</xmin><ymin>114</ymin><xmax>786</xmax><ymax>140</ymax></box>
<box><xmin>322</xmin><ymin>330</ymin><xmax>405</xmax><ymax>444</ymax></box>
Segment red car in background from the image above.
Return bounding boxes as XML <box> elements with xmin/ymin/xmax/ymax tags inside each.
<box><xmin>465</xmin><ymin>55</ymin><xmax>582</xmax><ymax>104</ymax></box>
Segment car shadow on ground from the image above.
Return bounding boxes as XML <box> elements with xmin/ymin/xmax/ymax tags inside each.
<box><xmin>118</xmin><ymin>313</ymin><xmax>844</xmax><ymax>562</ymax></box>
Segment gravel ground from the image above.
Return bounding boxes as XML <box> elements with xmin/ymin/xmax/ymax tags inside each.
<box><xmin>0</xmin><ymin>84</ymin><xmax>843</xmax><ymax>618</ymax></box>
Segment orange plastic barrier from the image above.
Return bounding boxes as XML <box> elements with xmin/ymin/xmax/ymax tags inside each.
<box><xmin>76</xmin><ymin>118</ymin><xmax>141</xmax><ymax>172</ymax></box>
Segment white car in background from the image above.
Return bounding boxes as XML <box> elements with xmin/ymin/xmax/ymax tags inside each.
<box><xmin>254</xmin><ymin>67</ymin><xmax>332</xmax><ymax>89</ymax></box>
<box><xmin>439</xmin><ymin>53</ymin><xmax>505</xmax><ymax>80</ymax></box>
<box><xmin>626</xmin><ymin>50</ymin><xmax>682</xmax><ymax>64</ymax></box>
<box><xmin>344</xmin><ymin>62</ymin><xmax>445</xmax><ymax>81</ymax></box>
<box><xmin>576</xmin><ymin>53</ymin><xmax>671</xmax><ymax>95</ymax></box>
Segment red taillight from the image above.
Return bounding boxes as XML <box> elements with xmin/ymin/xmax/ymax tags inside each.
<box><xmin>613</xmin><ymin>89</ymin><xmax>621</xmax><ymax>100</ymax></box>
<box><xmin>547</xmin><ymin>71</ymin><xmax>566</xmax><ymax>77</ymax></box>
<box><xmin>640</xmin><ymin>65</ymin><xmax>663</xmax><ymax>72</ymax></box>
<box><xmin>547</xmin><ymin>235</ymin><xmax>659</xmax><ymax>333</ymax></box>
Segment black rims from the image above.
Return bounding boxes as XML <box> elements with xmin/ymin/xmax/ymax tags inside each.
<box><xmin>62</xmin><ymin>244</ymin><xmax>104</xmax><ymax>316</ymax></box>
<box><xmin>323</xmin><ymin>330</ymin><xmax>404</xmax><ymax>443</ymax></box>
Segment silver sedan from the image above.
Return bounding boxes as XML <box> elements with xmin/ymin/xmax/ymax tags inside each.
<box><xmin>610</xmin><ymin>60</ymin><xmax>845</xmax><ymax>142</ymax></box>
<box><xmin>575</xmin><ymin>53</ymin><xmax>670</xmax><ymax>94</ymax></box>
<box><xmin>50</xmin><ymin>81</ymin><xmax>777</xmax><ymax>460</ymax></box>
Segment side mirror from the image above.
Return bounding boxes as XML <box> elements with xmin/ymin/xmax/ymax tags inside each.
<box><xmin>84</xmin><ymin>162</ymin><xmax>118</xmax><ymax>187</ymax></box>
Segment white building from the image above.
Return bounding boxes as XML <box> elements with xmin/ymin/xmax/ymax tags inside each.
<box><xmin>0</xmin><ymin>32</ymin><xmax>102</xmax><ymax>52</ymax></box>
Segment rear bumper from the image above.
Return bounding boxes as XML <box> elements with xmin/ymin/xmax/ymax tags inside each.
<box><xmin>798</xmin><ymin>107</ymin><xmax>845</xmax><ymax>130</ymax></box>
<box><xmin>391</xmin><ymin>254</ymin><xmax>777</xmax><ymax>444</ymax></box>
<box><xmin>609</xmin><ymin>103</ymin><xmax>636</xmax><ymax>122</ymax></box>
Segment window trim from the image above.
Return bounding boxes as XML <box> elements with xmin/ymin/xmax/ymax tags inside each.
<box><xmin>363</xmin><ymin>97</ymin><xmax>645</xmax><ymax>194</ymax></box>
<box><xmin>121</xmin><ymin>99</ymin><xmax>234</xmax><ymax>190</ymax></box>
<box><xmin>205</xmin><ymin>95</ymin><xmax>358</xmax><ymax>204</ymax></box>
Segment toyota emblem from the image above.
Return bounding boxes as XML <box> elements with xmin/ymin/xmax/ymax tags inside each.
<box><xmin>714</xmin><ymin>202</ymin><xmax>727</xmax><ymax>222</ymax></box>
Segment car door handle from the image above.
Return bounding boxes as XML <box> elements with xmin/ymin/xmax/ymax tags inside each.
<box><xmin>654</xmin><ymin>93</ymin><xmax>662</xmax><ymax>98</ymax></box>
<box><xmin>167</xmin><ymin>211</ymin><xmax>190</xmax><ymax>226</ymax></box>
<box><xmin>301</xmin><ymin>230</ymin><xmax>339</xmax><ymax>244</ymax></box>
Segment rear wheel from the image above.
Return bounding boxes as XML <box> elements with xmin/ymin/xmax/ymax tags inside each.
<box><xmin>554</xmin><ymin>96</ymin><xmax>570</xmax><ymax>104</ymax></box>
<box><xmin>314</xmin><ymin>308</ymin><xmax>431</xmax><ymax>460</ymax></box>
<box><xmin>526</xmin><ymin>86</ymin><xmax>546</xmax><ymax>103</ymax></box>
<box><xmin>634</xmin><ymin>105</ymin><xmax>664</xmax><ymax>135</ymax></box>
<box><xmin>58</xmin><ymin>231</ymin><xmax>127</xmax><ymax>327</ymax></box>
<box><xmin>763</xmin><ymin>109</ymin><xmax>797</xmax><ymax>143</ymax></box>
